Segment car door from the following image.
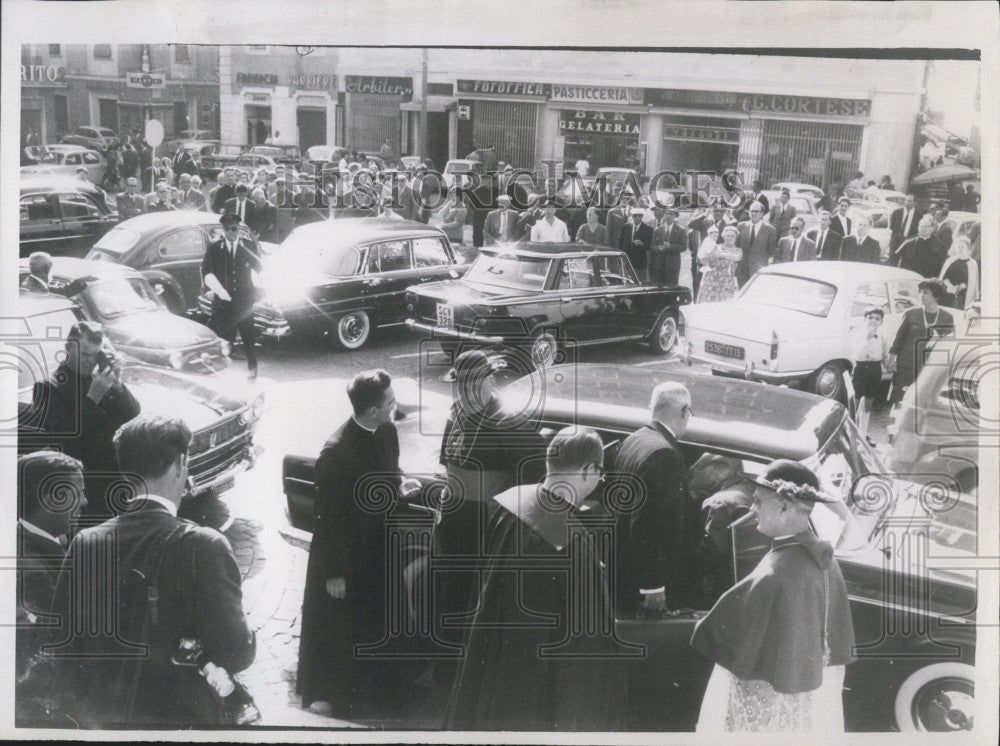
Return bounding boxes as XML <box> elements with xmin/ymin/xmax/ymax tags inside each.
<box><xmin>411</xmin><ymin>236</ymin><xmax>458</xmax><ymax>286</ymax></box>
<box><xmin>594</xmin><ymin>253</ymin><xmax>654</xmax><ymax>338</ymax></box>
<box><xmin>149</xmin><ymin>227</ymin><xmax>210</xmax><ymax>312</ymax></box>
<box><xmin>886</xmin><ymin>278</ymin><xmax>921</xmax><ymax>344</ymax></box>
<box><xmin>19</xmin><ymin>192</ymin><xmax>66</xmax><ymax>256</ymax></box>
<box><xmin>57</xmin><ymin>191</ymin><xmax>114</xmax><ymax>255</ymax></box>
<box><xmin>555</xmin><ymin>256</ymin><xmax>608</xmax><ymax>343</ymax></box>
<box><xmin>361</xmin><ymin>239</ymin><xmax>414</xmax><ymax>324</ymax></box>
<box><xmin>82</xmin><ymin>150</ymin><xmax>104</xmax><ymax>183</ymax></box>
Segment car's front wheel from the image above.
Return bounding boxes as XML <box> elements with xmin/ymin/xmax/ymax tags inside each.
<box><xmin>893</xmin><ymin>662</ymin><xmax>975</xmax><ymax>732</ymax></box>
<box><xmin>331</xmin><ymin>310</ymin><xmax>372</xmax><ymax>350</ymax></box>
<box><xmin>530</xmin><ymin>331</ymin><xmax>559</xmax><ymax>368</ymax></box>
<box><xmin>648</xmin><ymin>310</ymin><xmax>678</xmax><ymax>355</ymax></box>
<box><xmin>812</xmin><ymin>361</ymin><xmax>847</xmax><ymax>402</ymax></box>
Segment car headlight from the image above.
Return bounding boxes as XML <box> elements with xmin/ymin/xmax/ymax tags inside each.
<box><xmin>168</xmin><ymin>350</ymin><xmax>185</xmax><ymax>370</ymax></box>
<box><xmin>241</xmin><ymin>392</ymin><xmax>266</xmax><ymax>423</ymax></box>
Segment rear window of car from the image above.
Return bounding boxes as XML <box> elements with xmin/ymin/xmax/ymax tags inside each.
<box><xmin>464</xmin><ymin>252</ymin><xmax>552</xmax><ymax>291</ymax></box>
<box><xmin>94</xmin><ymin>226</ymin><xmax>142</xmax><ymax>254</ymax></box>
<box><xmin>738</xmin><ymin>273</ymin><xmax>837</xmax><ymax>317</ymax></box>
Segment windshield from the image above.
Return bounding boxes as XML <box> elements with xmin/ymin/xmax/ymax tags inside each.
<box><xmin>277</xmin><ymin>232</ymin><xmax>361</xmax><ymax>277</ymax></box>
<box><xmin>93</xmin><ymin>226</ymin><xmax>142</xmax><ymax>254</ymax></box>
<box><xmin>738</xmin><ymin>273</ymin><xmax>837</xmax><ymax>317</ymax></box>
<box><xmin>84</xmin><ymin>278</ymin><xmax>165</xmax><ymax>319</ymax></box>
<box><xmin>464</xmin><ymin>252</ymin><xmax>551</xmax><ymax>291</ymax></box>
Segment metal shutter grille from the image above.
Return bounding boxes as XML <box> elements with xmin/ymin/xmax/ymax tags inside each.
<box><xmin>472</xmin><ymin>100</ymin><xmax>537</xmax><ymax>169</ymax></box>
<box><xmin>758</xmin><ymin>119</ymin><xmax>864</xmax><ymax>190</ymax></box>
<box><xmin>348</xmin><ymin>93</ymin><xmax>403</xmax><ymax>152</ymax></box>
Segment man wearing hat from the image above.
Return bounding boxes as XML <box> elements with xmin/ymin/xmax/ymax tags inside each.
<box><xmin>201</xmin><ymin>212</ymin><xmax>263</xmax><ymax>378</ymax></box>
<box><xmin>483</xmin><ymin>195</ymin><xmax>517</xmax><ymax>245</ymax></box>
<box><xmin>650</xmin><ymin>207</ymin><xmax>688</xmax><ymax>286</ymax></box>
<box><xmin>529</xmin><ymin>200</ymin><xmax>570</xmax><ymax>243</ymax></box>
<box><xmin>224</xmin><ymin>182</ymin><xmax>253</xmax><ymax>224</ymax></box>
<box><xmin>691</xmin><ymin>459</ymin><xmax>856</xmax><ymax>732</ymax></box>
<box><xmin>618</xmin><ymin>207</ymin><xmax>655</xmax><ymax>279</ymax></box>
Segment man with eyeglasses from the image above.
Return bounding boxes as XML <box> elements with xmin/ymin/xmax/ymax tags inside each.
<box><xmin>736</xmin><ymin>201</ymin><xmax>777</xmax><ymax>286</ymax></box>
<box><xmin>614</xmin><ymin>381</ymin><xmax>701</xmax><ymax>617</ymax></box>
<box><xmin>775</xmin><ymin>217</ymin><xmax>816</xmax><ymax>263</ymax></box>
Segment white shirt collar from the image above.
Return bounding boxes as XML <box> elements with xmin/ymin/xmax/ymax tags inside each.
<box><xmin>19</xmin><ymin>518</ymin><xmax>64</xmax><ymax>546</ymax></box>
<box><xmin>352</xmin><ymin>416</ymin><xmax>378</xmax><ymax>433</ymax></box>
<box><xmin>134</xmin><ymin>494</ymin><xmax>178</xmax><ymax>516</ymax></box>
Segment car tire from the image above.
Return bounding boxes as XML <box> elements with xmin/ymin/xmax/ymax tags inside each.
<box><xmin>530</xmin><ymin>330</ymin><xmax>559</xmax><ymax>368</ymax></box>
<box><xmin>331</xmin><ymin>310</ymin><xmax>372</xmax><ymax>350</ymax></box>
<box><xmin>812</xmin><ymin>361</ymin><xmax>847</xmax><ymax>402</ymax></box>
<box><xmin>893</xmin><ymin>661</ymin><xmax>975</xmax><ymax>732</ymax></box>
<box><xmin>648</xmin><ymin>309</ymin><xmax>678</xmax><ymax>355</ymax></box>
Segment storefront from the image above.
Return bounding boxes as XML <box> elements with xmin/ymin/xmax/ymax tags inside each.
<box><xmin>344</xmin><ymin>75</ymin><xmax>412</xmax><ymax>154</ymax></box>
<box><xmin>20</xmin><ymin>62</ymin><xmax>69</xmax><ymax>144</ymax></box>
<box><xmin>455</xmin><ymin>80</ymin><xmax>545</xmax><ymax>169</ymax></box>
<box><xmin>547</xmin><ymin>85</ymin><xmax>645</xmax><ymax>174</ymax></box>
<box><xmin>290</xmin><ymin>73</ymin><xmax>338</xmax><ymax>152</ymax></box>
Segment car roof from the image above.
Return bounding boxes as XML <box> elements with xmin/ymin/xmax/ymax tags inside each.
<box><xmin>480</xmin><ymin>242</ymin><xmax>624</xmax><ymax>259</ymax></box>
<box><xmin>945</xmin><ymin>211</ymin><xmax>980</xmax><ymax>223</ymax></box>
<box><xmin>759</xmin><ymin>261</ymin><xmax>922</xmax><ymax>283</ymax></box>
<box><xmin>286</xmin><ymin>218</ymin><xmax>446</xmax><ymax>242</ymax></box>
<box><xmin>113</xmin><ymin>210</ymin><xmax>227</xmax><ymax>231</ymax></box>
<box><xmin>20</xmin><ymin>175</ymin><xmax>107</xmax><ymax>195</ymax></box>
<box><xmin>502</xmin><ymin>364</ymin><xmax>846</xmax><ymax>462</ymax></box>
<box><xmin>21</xmin><ymin>255</ymin><xmax>141</xmax><ymax>281</ymax></box>
<box><xmin>772</xmin><ymin>181</ymin><xmax>822</xmax><ymax>191</ymax></box>
<box><xmin>10</xmin><ymin>293</ymin><xmax>77</xmax><ymax>318</ymax></box>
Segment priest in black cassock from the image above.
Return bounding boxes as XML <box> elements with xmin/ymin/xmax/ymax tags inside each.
<box><xmin>690</xmin><ymin>460</ymin><xmax>856</xmax><ymax>733</ymax></box>
<box><xmin>444</xmin><ymin>427</ymin><xmax>630</xmax><ymax>731</ymax></box>
<box><xmin>296</xmin><ymin>370</ymin><xmax>420</xmax><ymax>717</ymax></box>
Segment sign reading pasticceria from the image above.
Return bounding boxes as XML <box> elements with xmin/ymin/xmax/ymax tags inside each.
<box><xmin>551</xmin><ymin>85</ymin><xmax>644</xmax><ymax>106</ymax></box>
<box><xmin>345</xmin><ymin>75</ymin><xmax>413</xmax><ymax>97</ymax></box>
<box><xmin>456</xmin><ymin>80</ymin><xmax>550</xmax><ymax>97</ymax></box>
<box><xmin>559</xmin><ymin>110</ymin><xmax>641</xmax><ymax>135</ymax></box>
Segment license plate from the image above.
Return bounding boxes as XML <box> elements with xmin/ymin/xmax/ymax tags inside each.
<box><xmin>211</xmin><ymin>477</ymin><xmax>235</xmax><ymax>496</ymax></box>
<box><xmin>705</xmin><ymin>340</ymin><xmax>745</xmax><ymax>360</ymax></box>
<box><xmin>436</xmin><ymin>303</ymin><xmax>454</xmax><ymax>327</ymax></box>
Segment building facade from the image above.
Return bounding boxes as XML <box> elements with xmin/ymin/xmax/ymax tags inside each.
<box><xmin>217</xmin><ymin>48</ymin><xmax>927</xmax><ymax>191</ymax></box>
<box><xmin>20</xmin><ymin>44</ymin><xmax>219</xmax><ymax>146</ymax></box>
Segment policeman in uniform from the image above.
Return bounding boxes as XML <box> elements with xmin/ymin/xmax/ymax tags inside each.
<box><xmin>201</xmin><ymin>212</ymin><xmax>263</xmax><ymax>378</ymax></box>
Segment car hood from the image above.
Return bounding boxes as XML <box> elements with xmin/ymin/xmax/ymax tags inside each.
<box><xmin>105</xmin><ymin>311</ymin><xmax>218</xmax><ymax>350</ymax></box>
<box><xmin>122</xmin><ymin>365</ymin><xmax>247</xmax><ymax>430</ymax></box>
<box><xmin>683</xmin><ymin>301</ymin><xmax>824</xmax><ymax>342</ymax></box>
<box><xmin>411</xmin><ymin>279</ymin><xmax>537</xmax><ymax>305</ymax></box>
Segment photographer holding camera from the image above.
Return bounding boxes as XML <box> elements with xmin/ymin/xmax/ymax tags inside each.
<box><xmin>31</xmin><ymin>321</ymin><xmax>140</xmax><ymax>518</ymax></box>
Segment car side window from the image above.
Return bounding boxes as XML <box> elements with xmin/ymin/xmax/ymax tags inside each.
<box><xmin>21</xmin><ymin>194</ymin><xmax>57</xmax><ymax>221</ymax></box>
<box><xmin>558</xmin><ymin>257</ymin><xmax>597</xmax><ymax>290</ymax></box>
<box><xmin>83</xmin><ymin>152</ymin><xmax>101</xmax><ymax>164</ymax></box>
<box><xmin>413</xmin><ymin>237</ymin><xmax>451</xmax><ymax>267</ymax></box>
<box><xmin>58</xmin><ymin>193</ymin><xmax>100</xmax><ymax>219</ymax></box>
<box><xmin>65</xmin><ymin>153</ymin><xmax>81</xmax><ymax>165</ymax></box>
<box><xmin>159</xmin><ymin>228</ymin><xmax>206</xmax><ymax>258</ymax></box>
<box><xmin>890</xmin><ymin>280</ymin><xmax>921</xmax><ymax>313</ymax></box>
<box><xmin>849</xmin><ymin>282</ymin><xmax>889</xmax><ymax>317</ymax></box>
<box><xmin>597</xmin><ymin>255</ymin><xmax>637</xmax><ymax>287</ymax></box>
<box><xmin>366</xmin><ymin>240</ymin><xmax>412</xmax><ymax>273</ymax></box>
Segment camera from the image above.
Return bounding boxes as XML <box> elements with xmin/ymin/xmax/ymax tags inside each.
<box><xmin>172</xmin><ymin>638</ymin><xmax>261</xmax><ymax>725</ymax></box>
<box><xmin>96</xmin><ymin>349</ymin><xmax>117</xmax><ymax>372</ymax></box>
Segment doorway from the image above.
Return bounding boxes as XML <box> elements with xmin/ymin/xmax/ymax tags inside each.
<box><xmin>297</xmin><ymin>108</ymin><xmax>327</xmax><ymax>151</ymax></box>
<box><xmin>426</xmin><ymin>111</ymin><xmax>450</xmax><ymax>171</ymax></box>
<box><xmin>98</xmin><ymin>98</ymin><xmax>118</xmax><ymax>130</ymax></box>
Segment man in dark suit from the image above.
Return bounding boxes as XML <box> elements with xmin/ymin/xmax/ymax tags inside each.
<box><xmin>889</xmin><ymin>194</ymin><xmax>923</xmax><ymax>253</ymax></box>
<box><xmin>650</xmin><ymin>207</ymin><xmax>687</xmax><ymax>285</ymax></box>
<box><xmin>736</xmin><ymin>202</ymin><xmax>778</xmax><ymax>285</ymax></box>
<box><xmin>247</xmin><ymin>187</ymin><xmax>277</xmax><ymax>242</ymax></box>
<box><xmin>618</xmin><ymin>208</ymin><xmax>655</xmax><ymax>280</ymax></box>
<box><xmin>895</xmin><ymin>215</ymin><xmax>947</xmax><ymax>277</ymax></box>
<box><xmin>605</xmin><ymin>199</ymin><xmax>630</xmax><ymax>253</ymax></box>
<box><xmin>223</xmin><ymin>183</ymin><xmax>252</xmax><ymax>224</ymax></box>
<box><xmin>52</xmin><ymin>416</ymin><xmax>255</xmax><ymax>727</ymax></box>
<box><xmin>116</xmin><ymin>177</ymin><xmax>147</xmax><ymax>222</ymax></box>
<box><xmin>774</xmin><ymin>217</ymin><xmax>816</xmax><ymax>263</ymax></box>
<box><xmin>182</xmin><ymin>174</ymin><xmax>208</xmax><ymax>211</ymax></box>
<box><xmin>932</xmin><ymin>203</ymin><xmax>953</xmax><ymax>254</ymax></box>
<box><xmin>172</xmin><ymin>146</ymin><xmax>198</xmax><ymax>181</ymax></box>
<box><xmin>614</xmin><ymin>382</ymin><xmax>701</xmax><ymax>615</ymax></box>
<box><xmin>210</xmin><ymin>168</ymin><xmax>237</xmax><ymax>214</ymax></box>
<box><xmin>146</xmin><ymin>181</ymin><xmax>176</xmax><ymax>212</ymax></box>
<box><xmin>807</xmin><ymin>211</ymin><xmax>843</xmax><ymax>260</ymax></box>
<box><xmin>830</xmin><ymin>196</ymin><xmax>853</xmax><ymax>237</ymax></box>
<box><xmin>483</xmin><ymin>195</ymin><xmax>518</xmax><ymax>244</ymax></box>
<box><xmin>20</xmin><ymin>251</ymin><xmax>92</xmax><ymax>297</ymax></box>
<box><xmin>839</xmin><ymin>215</ymin><xmax>881</xmax><ymax>264</ymax></box>
<box><xmin>201</xmin><ymin>212</ymin><xmax>263</xmax><ymax>378</ymax></box>
<box><xmin>297</xmin><ymin>370</ymin><xmax>420</xmax><ymax>717</ymax></box>
<box><xmin>768</xmin><ymin>188</ymin><xmax>796</xmax><ymax>238</ymax></box>
<box><xmin>31</xmin><ymin>321</ymin><xmax>141</xmax><ymax>518</ymax></box>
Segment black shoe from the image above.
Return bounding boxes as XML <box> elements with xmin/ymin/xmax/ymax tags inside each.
<box><xmin>247</xmin><ymin>366</ymin><xmax>258</xmax><ymax>380</ymax></box>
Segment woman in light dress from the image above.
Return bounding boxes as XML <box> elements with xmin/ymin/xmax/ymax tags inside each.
<box><xmin>696</xmin><ymin>224</ymin><xmax>742</xmax><ymax>303</ymax></box>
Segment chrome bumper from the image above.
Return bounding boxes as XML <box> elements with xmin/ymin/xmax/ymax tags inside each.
<box><xmin>189</xmin><ymin>445</ymin><xmax>256</xmax><ymax>496</ymax></box>
<box><xmin>405</xmin><ymin>319</ymin><xmax>504</xmax><ymax>345</ymax></box>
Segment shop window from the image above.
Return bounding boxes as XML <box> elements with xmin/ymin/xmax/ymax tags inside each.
<box><xmin>93</xmin><ymin>44</ymin><xmax>112</xmax><ymax>59</ymax></box>
<box><xmin>48</xmin><ymin>44</ymin><xmax>62</xmax><ymax>57</ymax></box>
<box><xmin>173</xmin><ymin>45</ymin><xmax>190</xmax><ymax>63</ymax></box>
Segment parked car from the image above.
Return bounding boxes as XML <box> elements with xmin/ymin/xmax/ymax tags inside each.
<box><xmin>165</xmin><ymin>129</ymin><xmax>218</xmax><ymax>155</ymax></box>
<box><xmin>442</xmin><ymin>158</ymin><xmax>486</xmax><ymax>188</ymax></box>
<box><xmin>12</xmin><ymin>294</ymin><xmax>262</xmax><ymax>498</ymax></box>
<box><xmin>170</xmin><ymin>139</ymin><xmax>221</xmax><ymax>176</ymax></box>
<box><xmin>770</xmin><ymin>181</ymin><xmax>825</xmax><ymax>205</ymax></box>
<box><xmin>20</xmin><ymin>145</ymin><xmax>107</xmax><ymax>183</ymax></box>
<box><xmin>60</xmin><ymin>125</ymin><xmax>119</xmax><ymax>152</ymax></box>
<box><xmin>679</xmin><ymin>262</ymin><xmax>925</xmax><ymax>401</ymax></box>
<box><xmin>19</xmin><ymin>175</ymin><xmax>118</xmax><ymax>257</ymax></box>
<box><xmin>19</xmin><ymin>256</ymin><xmax>231</xmax><ymax>375</ymax></box>
<box><xmin>87</xmin><ymin>210</ymin><xmax>268</xmax><ymax>316</ymax></box>
<box><xmin>303</xmin><ymin>144</ymin><xmax>351</xmax><ymax>176</ymax></box>
<box><xmin>405</xmin><ymin>243</ymin><xmax>691</xmax><ymax>366</ymax></box>
<box><xmin>759</xmin><ymin>190</ymin><xmax>822</xmax><ymax>231</ymax></box>
<box><xmin>249</xmin><ymin>144</ymin><xmax>301</xmax><ymax>167</ymax></box>
<box><xmin>200</xmin><ymin>143</ymin><xmax>247</xmax><ymax>180</ymax></box>
<box><xmin>197</xmin><ymin>218</ymin><xmax>467</xmax><ymax>350</ymax></box>
<box><xmin>281</xmin><ymin>362</ymin><xmax>975</xmax><ymax>732</ymax></box>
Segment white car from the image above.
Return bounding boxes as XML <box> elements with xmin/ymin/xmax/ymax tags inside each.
<box><xmin>442</xmin><ymin>158</ymin><xmax>485</xmax><ymax>188</ymax></box>
<box><xmin>20</xmin><ymin>146</ymin><xmax>107</xmax><ymax>184</ymax></box>
<box><xmin>770</xmin><ymin>181</ymin><xmax>825</xmax><ymax>204</ymax></box>
<box><xmin>847</xmin><ymin>204</ymin><xmax>893</xmax><ymax>261</ymax></box>
<box><xmin>679</xmin><ymin>262</ymin><xmax>924</xmax><ymax>401</ymax></box>
<box><xmin>759</xmin><ymin>190</ymin><xmax>822</xmax><ymax>231</ymax></box>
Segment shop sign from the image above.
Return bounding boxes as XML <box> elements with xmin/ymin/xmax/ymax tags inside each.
<box><xmin>551</xmin><ymin>85</ymin><xmax>644</xmax><ymax>105</ymax></box>
<box><xmin>663</xmin><ymin>123</ymin><xmax>739</xmax><ymax>144</ymax></box>
<box><xmin>345</xmin><ymin>75</ymin><xmax>413</xmax><ymax>97</ymax></box>
<box><xmin>743</xmin><ymin>94</ymin><xmax>871</xmax><ymax>117</ymax></box>
<box><xmin>457</xmin><ymin>104</ymin><xmax>471</xmax><ymax>120</ymax></box>
<box><xmin>21</xmin><ymin>64</ymin><xmax>66</xmax><ymax>83</ymax></box>
<box><xmin>237</xmin><ymin>72</ymin><xmax>279</xmax><ymax>86</ymax></box>
<box><xmin>289</xmin><ymin>74</ymin><xmax>336</xmax><ymax>89</ymax></box>
<box><xmin>456</xmin><ymin>79</ymin><xmax>549</xmax><ymax>97</ymax></box>
<box><xmin>559</xmin><ymin>110</ymin><xmax>640</xmax><ymax>136</ymax></box>
<box><xmin>126</xmin><ymin>72</ymin><xmax>166</xmax><ymax>89</ymax></box>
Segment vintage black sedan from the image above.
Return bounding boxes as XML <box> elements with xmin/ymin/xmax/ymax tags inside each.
<box><xmin>19</xmin><ymin>256</ymin><xmax>230</xmax><ymax>375</ymax></box>
<box><xmin>20</xmin><ymin>175</ymin><xmax>117</xmax><ymax>257</ymax></box>
<box><xmin>218</xmin><ymin>218</ymin><xmax>467</xmax><ymax>350</ymax></box>
<box><xmin>87</xmin><ymin>210</ymin><xmax>269</xmax><ymax>315</ymax></box>
<box><xmin>281</xmin><ymin>364</ymin><xmax>975</xmax><ymax>732</ymax></box>
<box><xmin>13</xmin><ymin>294</ymin><xmax>264</xmax><ymax>499</ymax></box>
<box><xmin>405</xmin><ymin>243</ymin><xmax>691</xmax><ymax>366</ymax></box>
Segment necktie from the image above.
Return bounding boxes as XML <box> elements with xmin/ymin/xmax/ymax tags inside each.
<box><xmin>501</xmin><ymin>212</ymin><xmax>507</xmax><ymax>236</ymax></box>
<box><xmin>239</xmin><ymin>200</ymin><xmax>245</xmax><ymax>221</ymax></box>
<box><xmin>793</xmin><ymin>239</ymin><xmax>799</xmax><ymax>261</ymax></box>
<box><xmin>903</xmin><ymin>210</ymin><xmax>911</xmax><ymax>235</ymax></box>
<box><xmin>750</xmin><ymin>225</ymin><xmax>757</xmax><ymax>245</ymax></box>
<box><xmin>817</xmin><ymin>232</ymin><xmax>825</xmax><ymax>258</ymax></box>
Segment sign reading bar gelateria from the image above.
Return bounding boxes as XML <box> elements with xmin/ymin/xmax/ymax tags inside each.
<box><xmin>551</xmin><ymin>85</ymin><xmax>644</xmax><ymax>106</ymax></box>
<box><xmin>559</xmin><ymin>110</ymin><xmax>640</xmax><ymax>135</ymax></box>
<box><xmin>456</xmin><ymin>79</ymin><xmax>549</xmax><ymax>97</ymax></box>
<box><xmin>345</xmin><ymin>75</ymin><xmax>413</xmax><ymax>97</ymax></box>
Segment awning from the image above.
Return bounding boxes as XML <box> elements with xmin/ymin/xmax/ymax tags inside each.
<box><xmin>400</xmin><ymin>96</ymin><xmax>456</xmax><ymax>113</ymax></box>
